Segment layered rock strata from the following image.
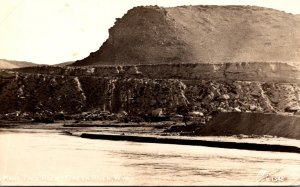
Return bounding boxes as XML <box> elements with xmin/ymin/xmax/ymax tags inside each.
<box><xmin>1</xmin><ymin>68</ymin><xmax>299</xmax><ymax>121</ymax></box>
<box><xmin>13</xmin><ymin>62</ymin><xmax>300</xmax><ymax>83</ymax></box>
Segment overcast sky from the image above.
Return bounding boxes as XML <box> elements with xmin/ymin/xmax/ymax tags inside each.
<box><xmin>0</xmin><ymin>0</ymin><xmax>300</xmax><ymax>65</ymax></box>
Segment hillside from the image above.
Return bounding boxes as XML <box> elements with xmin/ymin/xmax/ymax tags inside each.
<box><xmin>0</xmin><ymin>59</ymin><xmax>36</xmax><ymax>69</ymax></box>
<box><xmin>53</xmin><ymin>61</ymin><xmax>74</xmax><ymax>67</ymax></box>
<box><xmin>72</xmin><ymin>5</ymin><xmax>300</xmax><ymax>66</ymax></box>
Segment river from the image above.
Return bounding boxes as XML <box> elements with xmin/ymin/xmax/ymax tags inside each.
<box><xmin>0</xmin><ymin>129</ymin><xmax>299</xmax><ymax>185</ymax></box>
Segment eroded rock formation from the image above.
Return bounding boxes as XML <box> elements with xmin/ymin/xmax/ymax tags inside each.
<box><xmin>72</xmin><ymin>5</ymin><xmax>300</xmax><ymax>66</ymax></box>
<box><xmin>0</xmin><ymin>5</ymin><xmax>299</xmax><ymax>138</ymax></box>
<box><xmin>1</xmin><ymin>68</ymin><xmax>299</xmax><ymax>121</ymax></box>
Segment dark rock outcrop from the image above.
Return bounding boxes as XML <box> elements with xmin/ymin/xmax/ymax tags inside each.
<box><xmin>0</xmin><ymin>69</ymin><xmax>299</xmax><ymax>121</ymax></box>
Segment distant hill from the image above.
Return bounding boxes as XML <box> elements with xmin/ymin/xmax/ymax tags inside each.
<box><xmin>72</xmin><ymin>5</ymin><xmax>300</xmax><ymax>66</ymax></box>
<box><xmin>0</xmin><ymin>59</ymin><xmax>37</xmax><ymax>69</ymax></box>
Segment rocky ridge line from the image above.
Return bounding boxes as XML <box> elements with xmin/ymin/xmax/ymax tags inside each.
<box><xmin>12</xmin><ymin>62</ymin><xmax>300</xmax><ymax>83</ymax></box>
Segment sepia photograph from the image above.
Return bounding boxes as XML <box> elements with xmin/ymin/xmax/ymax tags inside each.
<box><xmin>0</xmin><ymin>0</ymin><xmax>300</xmax><ymax>185</ymax></box>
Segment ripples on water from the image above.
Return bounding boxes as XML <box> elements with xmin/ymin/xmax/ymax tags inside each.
<box><xmin>0</xmin><ymin>130</ymin><xmax>299</xmax><ymax>185</ymax></box>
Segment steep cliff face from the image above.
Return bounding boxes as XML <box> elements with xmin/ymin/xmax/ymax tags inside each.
<box><xmin>1</xmin><ymin>71</ymin><xmax>299</xmax><ymax>120</ymax></box>
<box><xmin>0</xmin><ymin>73</ymin><xmax>86</xmax><ymax>114</ymax></box>
<box><xmin>72</xmin><ymin>5</ymin><xmax>300</xmax><ymax>66</ymax></box>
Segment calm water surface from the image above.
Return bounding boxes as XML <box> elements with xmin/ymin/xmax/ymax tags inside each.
<box><xmin>0</xmin><ymin>129</ymin><xmax>299</xmax><ymax>185</ymax></box>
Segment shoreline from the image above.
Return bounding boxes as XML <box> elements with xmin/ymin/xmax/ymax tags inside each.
<box><xmin>1</xmin><ymin>120</ymin><xmax>300</xmax><ymax>153</ymax></box>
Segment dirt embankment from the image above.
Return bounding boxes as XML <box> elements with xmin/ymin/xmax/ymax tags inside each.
<box><xmin>72</xmin><ymin>5</ymin><xmax>300</xmax><ymax>66</ymax></box>
<box><xmin>196</xmin><ymin>112</ymin><xmax>300</xmax><ymax>140</ymax></box>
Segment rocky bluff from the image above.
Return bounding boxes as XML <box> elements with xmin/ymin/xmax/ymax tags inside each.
<box><xmin>73</xmin><ymin>5</ymin><xmax>300</xmax><ymax>66</ymax></box>
<box><xmin>1</xmin><ymin>5</ymin><xmax>300</xmax><ymax>126</ymax></box>
<box><xmin>1</xmin><ymin>63</ymin><xmax>299</xmax><ymax>122</ymax></box>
